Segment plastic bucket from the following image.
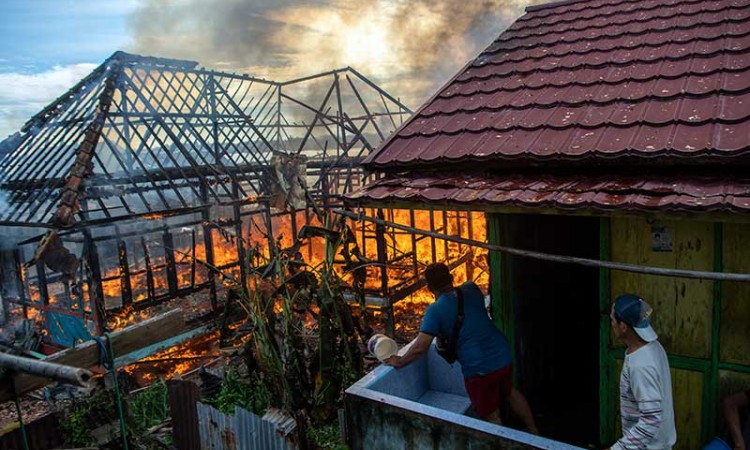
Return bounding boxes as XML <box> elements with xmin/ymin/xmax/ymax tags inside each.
<box><xmin>367</xmin><ymin>334</ymin><xmax>398</xmax><ymax>362</ymax></box>
<box><xmin>703</xmin><ymin>437</ymin><xmax>731</xmax><ymax>450</ymax></box>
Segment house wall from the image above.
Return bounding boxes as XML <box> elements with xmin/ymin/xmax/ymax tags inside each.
<box><xmin>717</xmin><ymin>223</ymin><xmax>750</xmax><ymax>431</ymax></box>
<box><xmin>609</xmin><ymin>217</ymin><xmax>750</xmax><ymax>449</ymax></box>
<box><xmin>721</xmin><ymin>223</ymin><xmax>750</xmax><ymax>366</ymax></box>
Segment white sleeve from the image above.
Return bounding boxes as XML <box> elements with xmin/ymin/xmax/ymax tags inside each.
<box><xmin>612</xmin><ymin>365</ymin><xmax>664</xmax><ymax>450</ymax></box>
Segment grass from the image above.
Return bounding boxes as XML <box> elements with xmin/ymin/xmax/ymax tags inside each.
<box><xmin>129</xmin><ymin>378</ymin><xmax>169</xmax><ymax>432</ymax></box>
<box><xmin>307</xmin><ymin>423</ymin><xmax>349</xmax><ymax>450</ymax></box>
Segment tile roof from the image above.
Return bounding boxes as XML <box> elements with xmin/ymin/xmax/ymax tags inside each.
<box><xmin>347</xmin><ymin>173</ymin><xmax>750</xmax><ymax>213</ymax></box>
<box><xmin>364</xmin><ymin>0</ymin><xmax>750</xmax><ymax>169</ymax></box>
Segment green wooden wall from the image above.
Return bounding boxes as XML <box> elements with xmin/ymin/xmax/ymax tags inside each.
<box><xmin>607</xmin><ymin>217</ymin><xmax>750</xmax><ymax>449</ymax></box>
<box><xmin>487</xmin><ymin>212</ymin><xmax>750</xmax><ymax>448</ymax></box>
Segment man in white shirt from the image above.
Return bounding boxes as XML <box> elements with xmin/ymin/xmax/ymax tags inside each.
<box><xmin>608</xmin><ymin>294</ymin><xmax>677</xmax><ymax>450</ymax></box>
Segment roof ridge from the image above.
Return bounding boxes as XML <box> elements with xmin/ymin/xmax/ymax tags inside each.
<box><xmin>525</xmin><ymin>0</ymin><xmax>595</xmax><ymax>14</ymax></box>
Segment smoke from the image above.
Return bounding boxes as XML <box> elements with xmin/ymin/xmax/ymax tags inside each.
<box><xmin>127</xmin><ymin>0</ymin><xmax>540</xmax><ymax>107</ymax></box>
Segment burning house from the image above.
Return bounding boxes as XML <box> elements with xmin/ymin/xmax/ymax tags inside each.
<box><xmin>344</xmin><ymin>0</ymin><xmax>750</xmax><ymax>448</ymax></box>
<box><xmin>0</xmin><ymin>49</ymin><xmax>491</xmax><ymax>389</ymax></box>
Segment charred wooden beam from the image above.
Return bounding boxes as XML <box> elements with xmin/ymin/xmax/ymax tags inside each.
<box><xmin>13</xmin><ymin>249</ymin><xmax>28</xmax><ymax>318</ymax></box>
<box><xmin>83</xmin><ymin>231</ymin><xmax>106</xmax><ymax>335</ymax></box>
<box><xmin>35</xmin><ymin>261</ymin><xmax>50</xmax><ymax>307</ymax></box>
<box><xmin>232</xmin><ymin>182</ymin><xmax>248</xmax><ymax>291</ymax></box>
<box><xmin>0</xmin><ymin>309</ymin><xmax>186</xmax><ymax>403</ymax></box>
<box><xmin>190</xmin><ymin>229</ymin><xmax>197</xmax><ymax>289</ymax></box>
<box><xmin>375</xmin><ymin>209</ymin><xmax>393</xmax><ymax>335</ymax></box>
<box><xmin>52</xmin><ymin>59</ymin><xmax>119</xmax><ymax>228</ymax></box>
<box><xmin>118</xmin><ymin>241</ymin><xmax>133</xmax><ymax>306</ymax></box>
<box><xmin>162</xmin><ymin>230</ymin><xmax>178</xmax><ymax>294</ymax></box>
<box><xmin>200</xmin><ymin>181</ymin><xmax>218</xmax><ymax>309</ymax></box>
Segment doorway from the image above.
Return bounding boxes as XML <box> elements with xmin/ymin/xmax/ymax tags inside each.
<box><xmin>502</xmin><ymin>214</ymin><xmax>601</xmax><ymax>446</ymax></box>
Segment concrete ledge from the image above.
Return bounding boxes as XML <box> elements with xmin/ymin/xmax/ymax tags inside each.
<box><xmin>345</xmin><ymin>342</ymin><xmax>586</xmax><ymax>450</ymax></box>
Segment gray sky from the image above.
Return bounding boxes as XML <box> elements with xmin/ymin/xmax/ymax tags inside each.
<box><xmin>0</xmin><ymin>0</ymin><xmax>538</xmax><ymax>139</ymax></box>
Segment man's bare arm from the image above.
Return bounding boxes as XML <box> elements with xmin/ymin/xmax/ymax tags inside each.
<box><xmin>723</xmin><ymin>390</ymin><xmax>749</xmax><ymax>450</ymax></box>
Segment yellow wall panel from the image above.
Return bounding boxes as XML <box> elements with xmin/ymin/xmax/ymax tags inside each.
<box><xmin>671</xmin><ymin>368</ymin><xmax>704</xmax><ymax>450</ymax></box>
<box><xmin>721</xmin><ymin>223</ymin><xmax>750</xmax><ymax>365</ymax></box>
<box><xmin>611</xmin><ymin>218</ymin><xmax>714</xmax><ymax>358</ymax></box>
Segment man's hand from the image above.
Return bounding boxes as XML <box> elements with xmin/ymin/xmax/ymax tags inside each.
<box><xmin>382</xmin><ymin>333</ymin><xmax>434</xmax><ymax>369</ymax></box>
<box><xmin>384</xmin><ymin>355</ymin><xmax>405</xmax><ymax>368</ymax></box>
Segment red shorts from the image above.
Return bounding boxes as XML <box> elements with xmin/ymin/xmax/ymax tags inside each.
<box><xmin>464</xmin><ymin>365</ymin><xmax>513</xmax><ymax>418</ymax></box>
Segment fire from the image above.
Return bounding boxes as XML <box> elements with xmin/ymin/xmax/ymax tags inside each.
<box><xmin>107</xmin><ymin>305</ymin><xmax>151</xmax><ymax>331</ymax></box>
<box><xmin>13</xmin><ymin>206</ymin><xmax>487</xmax><ymax>356</ymax></box>
<box><xmin>141</xmin><ymin>212</ymin><xmax>169</xmax><ymax>220</ymax></box>
<box><xmin>122</xmin><ymin>331</ymin><xmax>221</xmax><ymax>385</ymax></box>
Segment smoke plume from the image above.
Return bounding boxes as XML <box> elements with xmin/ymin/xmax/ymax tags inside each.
<box><xmin>127</xmin><ymin>0</ymin><xmax>541</xmax><ymax>107</ymax></box>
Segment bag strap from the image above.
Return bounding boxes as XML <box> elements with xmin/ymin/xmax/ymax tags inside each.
<box><xmin>452</xmin><ymin>287</ymin><xmax>465</xmax><ymax>339</ymax></box>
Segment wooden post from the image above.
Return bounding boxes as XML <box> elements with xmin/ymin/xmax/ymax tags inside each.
<box><xmin>375</xmin><ymin>209</ymin><xmax>393</xmax><ymax>335</ymax></box>
<box><xmin>13</xmin><ymin>249</ymin><xmax>28</xmax><ymax>318</ymax></box>
<box><xmin>442</xmin><ymin>210</ymin><xmax>449</xmax><ymax>259</ymax></box>
<box><xmin>232</xmin><ymin>182</ymin><xmax>248</xmax><ymax>292</ymax></box>
<box><xmin>360</xmin><ymin>207</ymin><xmax>368</xmax><ymax>262</ymax></box>
<box><xmin>306</xmin><ymin>207</ymin><xmax>313</xmax><ymax>262</ymax></box>
<box><xmin>321</xmin><ymin>175</ymin><xmax>330</xmax><ymax>211</ymax></box>
<box><xmin>200</xmin><ymin>181</ymin><xmax>218</xmax><ymax>309</ymax></box>
<box><xmin>409</xmin><ymin>210</ymin><xmax>418</xmax><ymax>275</ymax></box>
<box><xmin>118</xmin><ymin>241</ymin><xmax>133</xmax><ymax>306</ymax></box>
<box><xmin>163</xmin><ymin>230</ymin><xmax>178</xmax><ymax>294</ymax></box>
<box><xmin>141</xmin><ymin>237</ymin><xmax>155</xmax><ymax>302</ymax></box>
<box><xmin>35</xmin><ymin>262</ymin><xmax>49</xmax><ymax>306</ymax></box>
<box><xmin>464</xmin><ymin>212</ymin><xmax>475</xmax><ymax>281</ymax></box>
<box><xmin>191</xmin><ymin>229</ymin><xmax>197</xmax><ymax>288</ymax></box>
<box><xmin>429</xmin><ymin>210</ymin><xmax>437</xmax><ymax>264</ymax></box>
<box><xmin>290</xmin><ymin>207</ymin><xmax>298</xmax><ymax>243</ymax></box>
<box><xmin>264</xmin><ymin>200</ymin><xmax>276</xmax><ymax>257</ymax></box>
<box><xmin>83</xmin><ymin>232</ymin><xmax>106</xmax><ymax>335</ymax></box>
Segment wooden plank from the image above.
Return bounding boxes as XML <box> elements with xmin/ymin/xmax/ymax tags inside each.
<box><xmin>0</xmin><ymin>309</ymin><xmax>185</xmax><ymax>402</ymax></box>
<box><xmin>721</xmin><ymin>222</ymin><xmax>750</xmax><ymax>365</ymax></box>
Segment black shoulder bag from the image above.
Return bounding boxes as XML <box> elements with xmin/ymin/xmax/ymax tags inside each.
<box><xmin>435</xmin><ymin>287</ymin><xmax>465</xmax><ymax>364</ymax></box>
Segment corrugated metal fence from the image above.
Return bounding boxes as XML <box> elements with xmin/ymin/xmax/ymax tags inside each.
<box><xmin>197</xmin><ymin>403</ymin><xmax>297</xmax><ymax>450</ymax></box>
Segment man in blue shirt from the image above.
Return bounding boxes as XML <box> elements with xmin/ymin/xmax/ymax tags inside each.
<box><xmin>385</xmin><ymin>263</ymin><xmax>538</xmax><ymax>433</ymax></box>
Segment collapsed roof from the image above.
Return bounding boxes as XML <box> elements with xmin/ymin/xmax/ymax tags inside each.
<box><xmin>0</xmin><ymin>51</ymin><xmax>411</xmax><ymax>228</ymax></box>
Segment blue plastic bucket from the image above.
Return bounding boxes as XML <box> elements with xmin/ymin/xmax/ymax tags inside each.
<box><xmin>703</xmin><ymin>437</ymin><xmax>731</xmax><ymax>450</ymax></box>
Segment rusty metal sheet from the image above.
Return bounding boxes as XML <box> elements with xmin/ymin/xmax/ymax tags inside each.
<box><xmin>363</xmin><ymin>0</ymin><xmax>750</xmax><ymax>168</ymax></box>
<box><xmin>196</xmin><ymin>403</ymin><xmax>297</xmax><ymax>450</ymax></box>
<box><xmin>346</xmin><ymin>174</ymin><xmax>750</xmax><ymax>214</ymax></box>
<box><xmin>198</xmin><ymin>402</ymin><xmax>237</xmax><ymax>450</ymax></box>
